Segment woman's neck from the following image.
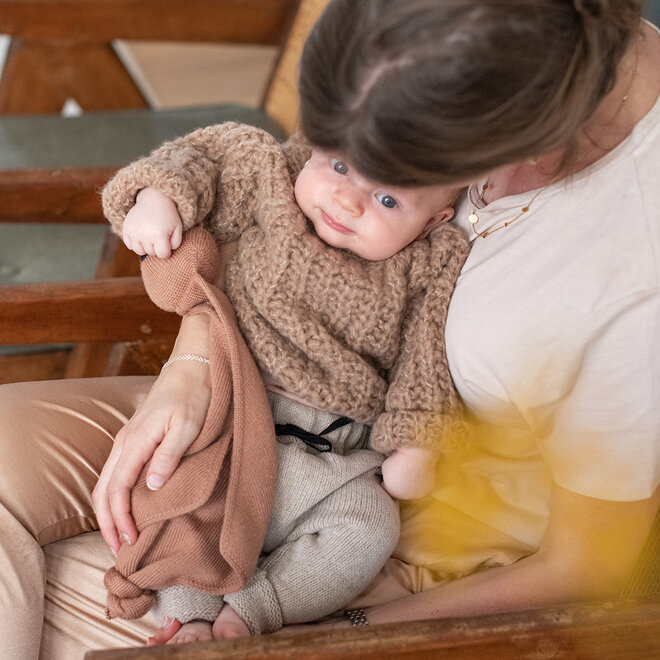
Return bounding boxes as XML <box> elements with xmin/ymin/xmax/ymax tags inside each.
<box><xmin>483</xmin><ymin>22</ymin><xmax>660</xmax><ymax>204</ymax></box>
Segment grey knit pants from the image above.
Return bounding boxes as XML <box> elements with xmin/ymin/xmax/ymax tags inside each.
<box><xmin>153</xmin><ymin>391</ymin><xmax>400</xmax><ymax>633</ymax></box>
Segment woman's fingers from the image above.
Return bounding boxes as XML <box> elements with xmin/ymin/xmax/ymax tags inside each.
<box><xmin>96</xmin><ymin>345</ymin><xmax>212</xmax><ymax>553</ymax></box>
<box><xmin>92</xmin><ymin>442</ymin><xmax>124</xmax><ymax>552</ymax></box>
<box><xmin>145</xmin><ymin>417</ymin><xmax>203</xmax><ymax>491</ymax></box>
<box><xmin>106</xmin><ymin>424</ymin><xmax>165</xmax><ymax>545</ymax></box>
<box><xmin>105</xmin><ymin>414</ymin><xmax>204</xmax><ymax>545</ymax></box>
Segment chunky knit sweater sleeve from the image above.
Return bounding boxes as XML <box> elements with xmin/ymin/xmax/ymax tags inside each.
<box><xmin>102</xmin><ymin>122</ymin><xmax>307</xmax><ymax>244</ymax></box>
<box><xmin>370</xmin><ymin>224</ymin><xmax>471</xmax><ymax>456</ymax></box>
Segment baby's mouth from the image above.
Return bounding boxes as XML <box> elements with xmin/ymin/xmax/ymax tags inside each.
<box><xmin>321</xmin><ymin>210</ymin><xmax>353</xmax><ymax>234</ymax></box>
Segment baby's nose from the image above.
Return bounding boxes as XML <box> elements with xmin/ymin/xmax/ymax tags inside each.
<box><xmin>333</xmin><ymin>186</ymin><xmax>364</xmax><ymax>216</ymax></box>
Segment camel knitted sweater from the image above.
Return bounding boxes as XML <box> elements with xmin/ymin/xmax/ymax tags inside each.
<box><xmin>103</xmin><ymin>122</ymin><xmax>470</xmax><ymax>454</ymax></box>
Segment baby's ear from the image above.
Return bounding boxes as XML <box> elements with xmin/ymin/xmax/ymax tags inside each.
<box><xmin>418</xmin><ymin>206</ymin><xmax>455</xmax><ymax>239</ymax></box>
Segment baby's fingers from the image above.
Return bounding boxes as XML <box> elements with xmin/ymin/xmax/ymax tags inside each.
<box><xmin>153</xmin><ymin>236</ymin><xmax>174</xmax><ymax>259</ymax></box>
<box><xmin>127</xmin><ymin>238</ymin><xmax>147</xmax><ymax>257</ymax></box>
<box><xmin>170</xmin><ymin>224</ymin><xmax>183</xmax><ymax>251</ymax></box>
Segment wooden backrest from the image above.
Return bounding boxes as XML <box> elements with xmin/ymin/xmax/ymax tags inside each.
<box><xmin>263</xmin><ymin>0</ymin><xmax>330</xmax><ymax>135</ymax></box>
<box><xmin>0</xmin><ymin>0</ymin><xmax>300</xmax><ymax>114</ymax></box>
<box><xmin>85</xmin><ymin>597</ymin><xmax>660</xmax><ymax>660</ymax></box>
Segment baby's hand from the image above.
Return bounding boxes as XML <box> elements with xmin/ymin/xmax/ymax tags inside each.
<box><xmin>381</xmin><ymin>446</ymin><xmax>438</xmax><ymax>500</ymax></box>
<box><xmin>123</xmin><ymin>187</ymin><xmax>183</xmax><ymax>258</ymax></box>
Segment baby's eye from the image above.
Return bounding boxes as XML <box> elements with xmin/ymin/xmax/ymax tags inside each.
<box><xmin>376</xmin><ymin>193</ymin><xmax>398</xmax><ymax>209</ymax></box>
<box><xmin>331</xmin><ymin>158</ymin><xmax>349</xmax><ymax>175</ymax></box>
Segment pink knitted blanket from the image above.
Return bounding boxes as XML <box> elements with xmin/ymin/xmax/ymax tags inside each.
<box><xmin>104</xmin><ymin>227</ymin><xmax>277</xmax><ymax>619</ymax></box>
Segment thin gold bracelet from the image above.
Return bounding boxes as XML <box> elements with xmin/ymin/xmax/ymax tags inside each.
<box><xmin>161</xmin><ymin>354</ymin><xmax>210</xmax><ymax>370</ymax></box>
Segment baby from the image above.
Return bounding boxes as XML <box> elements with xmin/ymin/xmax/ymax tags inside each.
<box><xmin>104</xmin><ymin>122</ymin><xmax>470</xmax><ymax>643</ymax></box>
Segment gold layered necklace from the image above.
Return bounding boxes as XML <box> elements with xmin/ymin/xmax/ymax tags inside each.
<box><xmin>467</xmin><ymin>43</ymin><xmax>638</xmax><ymax>240</ymax></box>
<box><xmin>468</xmin><ymin>180</ymin><xmax>548</xmax><ymax>239</ymax></box>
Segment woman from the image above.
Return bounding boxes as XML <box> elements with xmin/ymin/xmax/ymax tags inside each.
<box><xmin>0</xmin><ymin>0</ymin><xmax>657</xmax><ymax>656</ymax></box>
<box><xmin>289</xmin><ymin>0</ymin><xmax>660</xmax><ymax>626</ymax></box>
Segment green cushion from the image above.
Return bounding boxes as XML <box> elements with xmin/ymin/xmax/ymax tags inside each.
<box><xmin>0</xmin><ymin>104</ymin><xmax>285</xmax><ymax>170</ymax></box>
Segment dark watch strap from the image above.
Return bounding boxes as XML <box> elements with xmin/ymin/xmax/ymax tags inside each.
<box><xmin>344</xmin><ymin>608</ymin><xmax>369</xmax><ymax>627</ymax></box>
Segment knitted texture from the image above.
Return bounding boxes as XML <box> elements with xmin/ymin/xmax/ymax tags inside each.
<box><xmin>225</xmin><ymin>395</ymin><xmax>398</xmax><ymax>634</ymax></box>
<box><xmin>103</xmin><ymin>122</ymin><xmax>471</xmax><ymax>454</ymax></box>
<box><xmin>153</xmin><ymin>586</ymin><xmax>224</xmax><ymax>626</ymax></box>
<box><xmin>158</xmin><ymin>393</ymin><xmax>398</xmax><ymax>634</ymax></box>
<box><xmin>104</xmin><ymin>227</ymin><xmax>277</xmax><ymax>620</ymax></box>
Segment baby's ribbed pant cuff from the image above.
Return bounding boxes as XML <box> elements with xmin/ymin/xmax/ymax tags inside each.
<box><xmin>223</xmin><ymin>570</ymin><xmax>281</xmax><ymax>635</ymax></box>
<box><xmin>152</xmin><ymin>585</ymin><xmax>224</xmax><ymax>625</ymax></box>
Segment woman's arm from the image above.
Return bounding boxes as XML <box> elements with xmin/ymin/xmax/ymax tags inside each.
<box><xmin>279</xmin><ymin>482</ymin><xmax>659</xmax><ymax>633</ymax></box>
<box><xmin>92</xmin><ymin>313</ymin><xmax>212</xmax><ymax>554</ymax></box>
<box><xmin>362</xmin><ymin>483</ymin><xmax>660</xmax><ymax>624</ymax></box>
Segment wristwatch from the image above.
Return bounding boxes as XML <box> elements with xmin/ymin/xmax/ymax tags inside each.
<box><xmin>344</xmin><ymin>608</ymin><xmax>369</xmax><ymax>627</ymax></box>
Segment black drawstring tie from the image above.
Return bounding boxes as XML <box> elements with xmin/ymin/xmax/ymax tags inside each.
<box><xmin>275</xmin><ymin>416</ymin><xmax>352</xmax><ymax>452</ymax></box>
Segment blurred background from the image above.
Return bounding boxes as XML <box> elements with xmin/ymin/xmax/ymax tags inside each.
<box><xmin>0</xmin><ymin>23</ymin><xmax>277</xmax><ymax>115</ymax></box>
<box><xmin>0</xmin><ymin>1</ymin><xmax>658</xmax><ymax>114</ymax></box>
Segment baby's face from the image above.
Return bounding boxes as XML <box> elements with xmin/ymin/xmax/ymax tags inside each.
<box><xmin>294</xmin><ymin>150</ymin><xmax>460</xmax><ymax>261</ymax></box>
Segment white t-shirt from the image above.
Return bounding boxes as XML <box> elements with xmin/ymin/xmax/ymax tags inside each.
<box><xmin>396</xmin><ymin>48</ymin><xmax>660</xmax><ymax>576</ymax></box>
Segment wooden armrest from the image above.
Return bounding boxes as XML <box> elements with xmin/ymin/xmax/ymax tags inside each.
<box><xmin>0</xmin><ymin>0</ymin><xmax>298</xmax><ymax>44</ymax></box>
<box><xmin>0</xmin><ymin>277</ymin><xmax>179</xmax><ymax>344</ymax></box>
<box><xmin>0</xmin><ymin>167</ymin><xmax>114</xmax><ymax>223</ymax></box>
<box><xmin>83</xmin><ymin>598</ymin><xmax>660</xmax><ymax>660</ymax></box>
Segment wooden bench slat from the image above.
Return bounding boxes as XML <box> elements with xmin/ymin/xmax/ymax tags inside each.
<box><xmin>0</xmin><ymin>0</ymin><xmax>297</xmax><ymax>44</ymax></box>
<box><xmin>82</xmin><ymin>597</ymin><xmax>660</xmax><ymax>659</ymax></box>
<box><xmin>0</xmin><ymin>167</ymin><xmax>114</xmax><ymax>223</ymax></box>
<box><xmin>0</xmin><ymin>277</ymin><xmax>180</xmax><ymax>344</ymax></box>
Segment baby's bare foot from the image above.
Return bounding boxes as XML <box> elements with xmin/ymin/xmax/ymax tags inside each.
<box><xmin>147</xmin><ymin>617</ymin><xmax>181</xmax><ymax>645</ymax></box>
<box><xmin>167</xmin><ymin>619</ymin><xmax>213</xmax><ymax>644</ymax></box>
<box><xmin>212</xmin><ymin>604</ymin><xmax>250</xmax><ymax>639</ymax></box>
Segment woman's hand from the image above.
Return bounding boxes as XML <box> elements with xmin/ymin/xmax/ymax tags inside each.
<box><xmin>93</xmin><ymin>315</ymin><xmax>212</xmax><ymax>554</ymax></box>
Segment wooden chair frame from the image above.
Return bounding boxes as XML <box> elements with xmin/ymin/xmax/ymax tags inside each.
<box><xmin>0</xmin><ymin>0</ymin><xmax>298</xmax><ymax>114</ymax></box>
<box><xmin>85</xmin><ymin>597</ymin><xmax>660</xmax><ymax>659</ymax></box>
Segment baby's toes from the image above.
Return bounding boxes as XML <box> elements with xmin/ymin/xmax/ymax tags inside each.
<box><xmin>167</xmin><ymin>621</ymin><xmax>213</xmax><ymax>645</ymax></box>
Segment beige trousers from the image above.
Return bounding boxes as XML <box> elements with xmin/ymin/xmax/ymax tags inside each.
<box><xmin>0</xmin><ymin>376</ymin><xmax>156</xmax><ymax>659</ymax></box>
<box><xmin>0</xmin><ymin>376</ymin><xmax>437</xmax><ymax>660</ymax></box>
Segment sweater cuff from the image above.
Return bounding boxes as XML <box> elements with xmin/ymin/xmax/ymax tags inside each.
<box><xmin>102</xmin><ymin>161</ymin><xmax>205</xmax><ymax>235</ymax></box>
<box><xmin>370</xmin><ymin>410</ymin><xmax>467</xmax><ymax>455</ymax></box>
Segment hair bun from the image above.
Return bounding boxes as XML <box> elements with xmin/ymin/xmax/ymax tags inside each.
<box><xmin>573</xmin><ymin>0</ymin><xmax>607</xmax><ymax>18</ymax></box>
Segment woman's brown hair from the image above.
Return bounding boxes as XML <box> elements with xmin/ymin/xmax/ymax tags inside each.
<box><xmin>298</xmin><ymin>0</ymin><xmax>642</xmax><ymax>186</ymax></box>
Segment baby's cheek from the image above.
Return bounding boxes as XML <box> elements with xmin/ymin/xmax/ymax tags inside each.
<box><xmin>293</xmin><ymin>170</ymin><xmax>310</xmax><ymax>212</ymax></box>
